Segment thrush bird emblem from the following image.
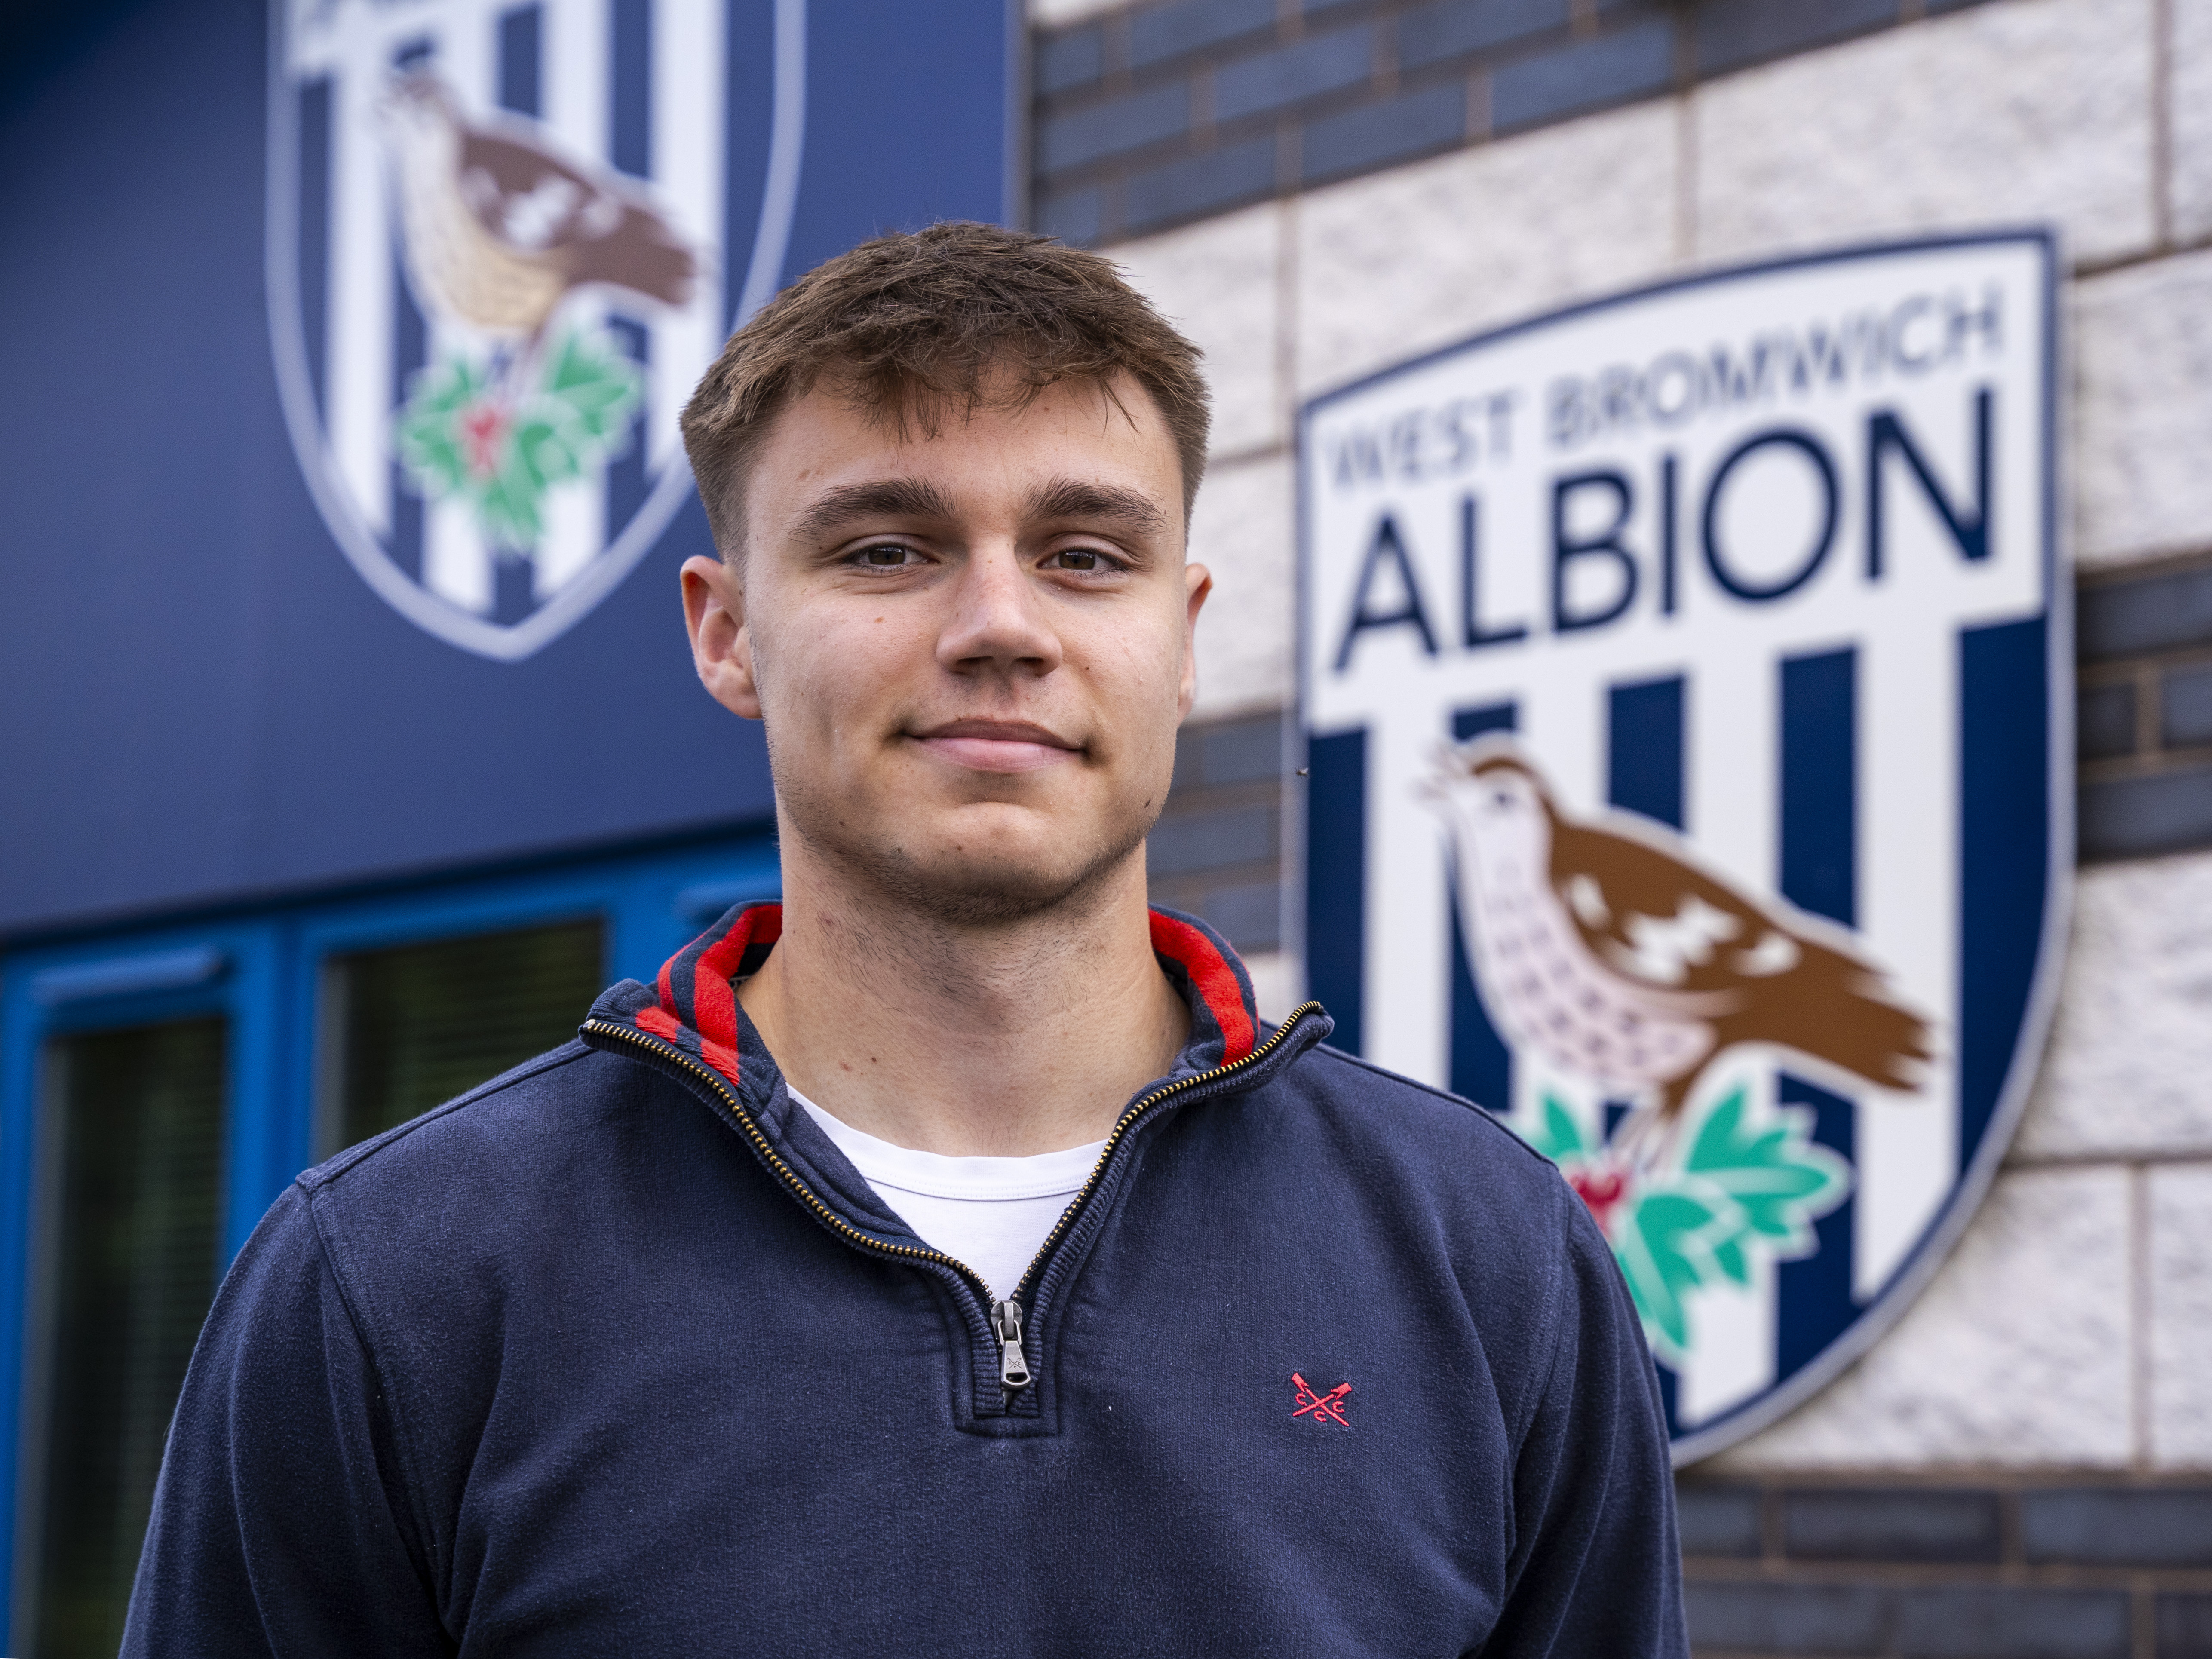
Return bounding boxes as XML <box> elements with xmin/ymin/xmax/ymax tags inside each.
<box><xmin>381</xmin><ymin>71</ymin><xmax>697</xmax><ymax>350</ymax></box>
<box><xmin>377</xmin><ymin>70</ymin><xmax>703</xmax><ymax>556</ymax></box>
<box><xmin>1425</xmin><ymin>737</ymin><xmax>1934</xmax><ymax>1157</ymax></box>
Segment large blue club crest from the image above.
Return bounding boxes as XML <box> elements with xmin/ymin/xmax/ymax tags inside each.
<box><xmin>1299</xmin><ymin>235</ymin><xmax>2069</xmax><ymax>1460</ymax></box>
<box><xmin>268</xmin><ymin>0</ymin><xmax>804</xmax><ymax>661</ymax></box>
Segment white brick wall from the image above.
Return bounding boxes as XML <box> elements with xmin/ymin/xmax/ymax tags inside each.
<box><xmin>2151</xmin><ymin>1165</ymin><xmax>2212</xmax><ymax>1464</ymax></box>
<box><xmin>1111</xmin><ymin>203</ymin><xmax>1288</xmax><ymax>459</ymax></box>
<box><xmin>1186</xmin><ymin>450</ymin><xmax>1294</xmax><ymax>719</ymax></box>
<box><xmin>1691</xmin><ymin>0</ymin><xmax>2156</xmax><ymax>269</ymax></box>
<box><xmin>1091</xmin><ymin>0</ymin><xmax>2212</xmax><ymax>1471</ymax></box>
<box><xmin>2016</xmin><ymin>850</ymin><xmax>2212</xmax><ymax>1162</ymax></box>
<box><xmin>1708</xmin><ymin>1168</ymin><xmax>2136</xmax><ymax>1471</ymax></box>
<box><xmin>1295</xmin><ymin>100</ymin><xmax>1684</xmax><ymax>399</ymax></box>
<box><xmin>2072</xmin><ymin>250</ymin><xmax>2212</xmax><ymax>569</ymax></box>
<box><xmin>2169</xmin><ymin>0</ymin><xmax>2212</xmax><ymax>242</ymax></box>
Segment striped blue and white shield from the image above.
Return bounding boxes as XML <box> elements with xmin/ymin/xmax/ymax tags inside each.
<box><xmin>268</xmin><ymin>0</ymin><xmax>802</xmax><ymax>661</ymax></box>
<box><xmin>1298</xmin><ymin>234</ymin><xmax>2069</xmax><ymax>1460</ymax></box>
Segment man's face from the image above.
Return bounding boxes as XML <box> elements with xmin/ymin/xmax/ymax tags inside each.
<box><xmin>681</xmin><ymin>371</ymin><xmax>1209</xmax><ymax>926</ymax></box>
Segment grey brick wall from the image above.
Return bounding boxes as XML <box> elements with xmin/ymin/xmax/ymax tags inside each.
<box><xmin>1148</xmin><ymin>711</ymin><xmax>1286</xmax><ymax>952</ymax></box>
<box><xmin>1676</xmin><ymin>1477</ymin><xmax>2212</xmax><ymax>1658</ymax></box>
<box><xmin>2079</xmin><ymin>555</ymin><xmax>2212</xmax><ymax>863</ymax></box>
<box><xmin>1031</xmin><ymin>0</ymin><xmax>2003</xmax><ymax>246</ymax></box>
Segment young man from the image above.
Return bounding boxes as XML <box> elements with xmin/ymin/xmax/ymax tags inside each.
<box><xmin>128</xmin><ymin>223</ymin><xmax>1686</xmax><ymax>1655</ymax></box>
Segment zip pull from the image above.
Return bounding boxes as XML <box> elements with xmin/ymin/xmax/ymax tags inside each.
<box><xmin>991</xmin><ymin>1298</ymin><xmax>1031</xmax><ymax>1392</ymax></box>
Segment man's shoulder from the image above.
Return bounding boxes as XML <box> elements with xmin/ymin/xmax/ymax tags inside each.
<box><xmin>1279</xmin><ymin>1039</ymin><xmax>1568</xmax><ymax>1194</ymax></box>
<box><xmin>301</xmin><ymin>1039</ymin><xmax>605</xmax><ymax>1197</ymax></box>
<box><xmin>291</xmin><ymin>1034</ymin><xmax>720</xmax><ymax>1266</ymax></box>
<box><xmin>1241</xmin><ymin>1036</ymin><xmax>1586</xmax><ymax>1290</ymax></box>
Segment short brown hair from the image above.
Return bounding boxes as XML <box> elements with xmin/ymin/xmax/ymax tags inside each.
<box><xmin>679</xmin><ymin>221</ymin><xmax>1211</xmax><ymax>555</ymax></box>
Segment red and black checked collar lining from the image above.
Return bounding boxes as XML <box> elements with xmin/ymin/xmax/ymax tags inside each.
<box><xmin>638</xmin><ymin>902</ymin><xmax>1255</xmax><ymax>1090</ymax></box>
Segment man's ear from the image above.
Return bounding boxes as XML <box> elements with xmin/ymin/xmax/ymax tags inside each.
<box><xmin>1178</xmin><ymin>561</ymin><xmax>1212</xmax><ymax>721</ymax></box>
<box><xmin>681</xmin><ymin>555</ymin><xmax>763</xmax><ymax>720</ymax></box>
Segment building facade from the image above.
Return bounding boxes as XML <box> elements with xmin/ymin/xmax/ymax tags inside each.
<box><xmin>1039</xmin><ymin>0</ymin><xmax>2212</xmax><ymax>1650</ymax></box>
<box><xmin>5</xmin><ymin>0</ymin><xmax>2211</xmax><ymax>1654</ymax></box>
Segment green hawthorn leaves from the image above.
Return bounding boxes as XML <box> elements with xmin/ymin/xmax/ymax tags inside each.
<box><xmin>394</xmin><ymin>330</ymin><xmax>643</xmax><ymax>553</ymax></box>
<box><xmin>1518</xmin><ymin>1084</ymin><xmax>1852</xmax><ymax>1365</ymax></box>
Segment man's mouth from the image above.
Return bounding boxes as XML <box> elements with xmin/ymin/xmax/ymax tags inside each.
<box><xmin>911</xmin><ymin>719</ymin><xmax>1083</xmax><ymax>774</ymax></box>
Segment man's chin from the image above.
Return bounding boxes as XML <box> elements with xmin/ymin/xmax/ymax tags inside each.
<box><xmin>852</xmin><ymin>846</ymin><xmax>1132</xmax><ymax>929</ymax></box>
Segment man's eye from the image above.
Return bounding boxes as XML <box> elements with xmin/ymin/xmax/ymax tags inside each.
<box><xmin>859</xmin><ymin>545</ymin><xmax>916</xmax><ymax>567</ymax></box>
<box><xmin>1047</xmin><ymin>549</ymin><xmax>1107</xmax><ymax>571</ymax></box>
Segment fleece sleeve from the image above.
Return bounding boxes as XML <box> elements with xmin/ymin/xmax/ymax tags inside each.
<box><xmin>120</xmin><ymin>1185</ymin><xmax>452</xmax><ymax>1658</ymax></box>
<box><xmin>1480</xmin><ymin>1181</ymin><xmax>1690</xmax><ymax>1659</ymax></box>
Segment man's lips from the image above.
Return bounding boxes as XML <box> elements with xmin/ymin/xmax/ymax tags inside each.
<box><xmin>911</xmin><ymin>720</ymin><xmax>1083</xmax><ymax>774</ymax></box>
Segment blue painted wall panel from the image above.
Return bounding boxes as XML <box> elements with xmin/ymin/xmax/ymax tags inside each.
<box><xmin>0</xmin><ymin>0</ymin><xmax>1011</xmax><ymax>938</ymax></box>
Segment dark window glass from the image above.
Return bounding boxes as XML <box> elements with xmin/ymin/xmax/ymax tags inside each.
<box><xmin>28</xmin><ymin>1018</ymin><xmax>226</xmax><ymax>1659</ymax></box>
<box><xmin>320</xmin><ymin>917</ymin><xmax>604</xmax><ymax>1155</ymax></box>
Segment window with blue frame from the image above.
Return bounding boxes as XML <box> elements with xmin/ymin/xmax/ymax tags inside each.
<box><xmin>0</xmin><ymin>829</ymin><xmax>778</xmax><ymax>1654</ymax></box>
<box><xmin>319</xmin><ymin>917</ymin><xmax>607</xmax><ymax>1157</ymax></box>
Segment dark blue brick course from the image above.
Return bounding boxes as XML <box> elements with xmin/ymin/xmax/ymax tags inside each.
<box><xmin>2080</xmin><ymin>681</ymin><xmax>2137</xmax><ymax>761</ymax></box>
<box><xmin>1302</xmin><ymin>81</ymin><xmax>1464</xmax><ymax>183</ymax></box>
<box><xmin>2078</xmin><ymin>566</ymin><xmax>2212</xmax><ymax>661</ymax></box>
<box><xmin>1035</xmin><ymin>185</ymin><xmax>1103</xmax><ymax>244</ymax></box>
<box><xmin>1693</xmin><ymin>0</ymin><xmax>1899</xmax><ymax>78</ymax></box>
<box><xmin>1684</xmin><ymin>1580</ymin><xmax>1887</xmax><ymax>1653</ymax></box>
<box><xmin>1125</xmin><ymin>134</ymin><xmax>1277</xmax><ymax>229</ymax></box>
<box><xmin>1891</xmin><ymin>1585</ymin><xmax>2129</xmax><ymax>1658</ymax></box>
<box><xmin>2164</xmin><ymin>664</ymin><xmax>2212</xmax><ymax>750</ymax></box>
<box><xmin>1175</xmin><ymin>716</ymin><xmax>1283</xmax><ymax>788</ymax></box>
<box><xmin>1489</xmin><ymin>17</ymin><xmax>1675</xmax><ymax>134</ymax></box>
<box><xmin>2162</xmin><ymin>1594</ymin><xmax>2212</xmax><ymax>1659</ymax></box>
<box><xmin>2022</xmin><ymin>1488</ymin><xmax>2212</xmax><ymax>1568</ymax></box>
<box><xmin>1197</xmin><ymin>880</ymin><xmax>1282</xmax><ymax>949</ymax></box>
<box><xmin>1129</xmin><ymin>0</ymin><xmax>1277</xmax><ymax>70</ymax></box>
<box><xmin>1783</xmin><ymin>1488</ymin><xmax>2001</xmax><ymax>1564</ymax></box>
<box><xmin>1675</xmin><ymin>1483</ymin><xmax>1761</xmax><ymax>1558</ymax></box>
<box><xmin>1398</xmin><ymin>0</ymin><xmax>1568</xmax><ymax>73</ymax></box>
<box><xmin>2080</xmin><ymin>763</ymin><xmax>2212</xmax><ymax>861</ymax></box>
<box><xmin>1212</xmin><ymin>25</ymin><xmax>1374</xmax><ymax>124</ymax></box>
<box><xmin>1039</xmin><ymin>82</ymin><xmax>1190</xmax><ymax>173</ymax></box>
<box><xmin>1147</xmin><ymin>803</ymin><xmax>1277</xmax><ymax>875</ymax></box>
<box><xmin>1036</xmin><ymin>25</ymin><xmax>1105</xmax><ymax>95</ymax></box>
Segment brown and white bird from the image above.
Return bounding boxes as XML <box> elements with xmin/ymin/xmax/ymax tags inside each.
<box><xmin>379</xmin><ymin>71</ymin><xmax>698</xmax><ymax>349</ymax></box>
<box><xmin>1426</xmin><ymin>739</ymin><xmax>1933</xmax><ymax>1151</ymax></box>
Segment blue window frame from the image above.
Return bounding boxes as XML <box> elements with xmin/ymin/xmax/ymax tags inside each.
<box><xmin>0</xmin><ymin>829</ymin><xmax>779</xmax><ymax>1641</ymax></box>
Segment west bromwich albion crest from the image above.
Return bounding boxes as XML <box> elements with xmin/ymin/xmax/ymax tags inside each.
<box><xmin>1298</xmin><ymin>235</ymin><xmax>2068</xmax><ymax>1460</ymax></box>
<box><xmin>268</xmin><ymin>0</ymin><xmax>803</xmax><ymax>661</ymax></box>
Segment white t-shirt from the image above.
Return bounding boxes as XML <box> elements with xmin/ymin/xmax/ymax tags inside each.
<box><xmin>789</xmin><ymin>1088</ymin><xmax>1105</xmax><ymax>1303</ymax></box>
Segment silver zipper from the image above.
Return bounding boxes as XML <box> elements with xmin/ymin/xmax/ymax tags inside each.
<box><xmin>991</xmin><ymin>1299</ymin><xmax>1031</xmax><ymax>1391</ymax></box>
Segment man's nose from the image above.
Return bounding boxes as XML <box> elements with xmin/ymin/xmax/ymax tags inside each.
<box><xmin>936</xmin><ymin>543</ymin><xmax>1062</xmax><ymax>678</ymax></box>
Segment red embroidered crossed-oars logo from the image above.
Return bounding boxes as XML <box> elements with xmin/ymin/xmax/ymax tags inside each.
<box><xmin>1291</xmin><ymin>1372</ymin><xmax>1351</xmax><ymax>1427</ymax></box>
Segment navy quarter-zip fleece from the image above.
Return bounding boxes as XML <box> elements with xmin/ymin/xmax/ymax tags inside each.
<box><xmin>125</xmin><ymin>904</ymin><xmax>1687</xmax><ymax>1656</ymax></box>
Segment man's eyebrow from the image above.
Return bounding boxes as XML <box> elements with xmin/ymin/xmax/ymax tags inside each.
<box><xmin>794</xmin><ymin>478</ymin><xmax>960</xmax><ymax>542</ymax></box>
<box><xmin>1027</xmin><ymin>478</ymin><xmax>1169</xmax><ymax>534</ymax></box>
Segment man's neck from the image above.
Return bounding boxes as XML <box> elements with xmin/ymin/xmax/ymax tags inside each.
<box><xmin>735</xmin><ymin>848</ymin><xmax>1191</xmax><ymax>1158</ymax></box>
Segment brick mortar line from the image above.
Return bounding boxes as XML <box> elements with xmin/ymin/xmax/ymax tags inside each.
<box><xmin>2078</xmin><ymin>746</ymin><xmax>2212</xmax><ymax>783</ymax></box>
<box><xmin>1149</xmin><ymin>866</ymin><xmax>1285</xmax><ymax>889</ymax></box>
<box><xmin>2154</xmin><ymin>0</ymin><xmax>2177</xmax><ymax>256</ymax></box>
<box><xmin>1685</xmin><ymin>1469</ymin><xmax>2212</xmax><ymax>1487</ymax></box>
<box><xmin>2132</xmin><ymin>1163</ymin><xmax>2153</xmax><ymax>1475</ymax></box>
<box><xmin>1157</xmin><ymin>776</ymin><xmax>1288</xmax><ymax>803</ymax></box>
<box><xmin>2003</xmin><ymin>1148</ymin><xmax>2212</xmax><ymax>1172</ymax></box>
<box><xmin>1680</xmin><ymin>1558</ymin><xmax>2212</xmax><ymax>1591</ymax></box>
<box><xmin>2077</xmin><ymin>544</ymin><xmax>2212</xmax><ymax>586</ymax></box>
<box><xmin>2080</xmin><ymin>644</ymin><xmax>2212</xmax><ymax>683</ymax></box>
